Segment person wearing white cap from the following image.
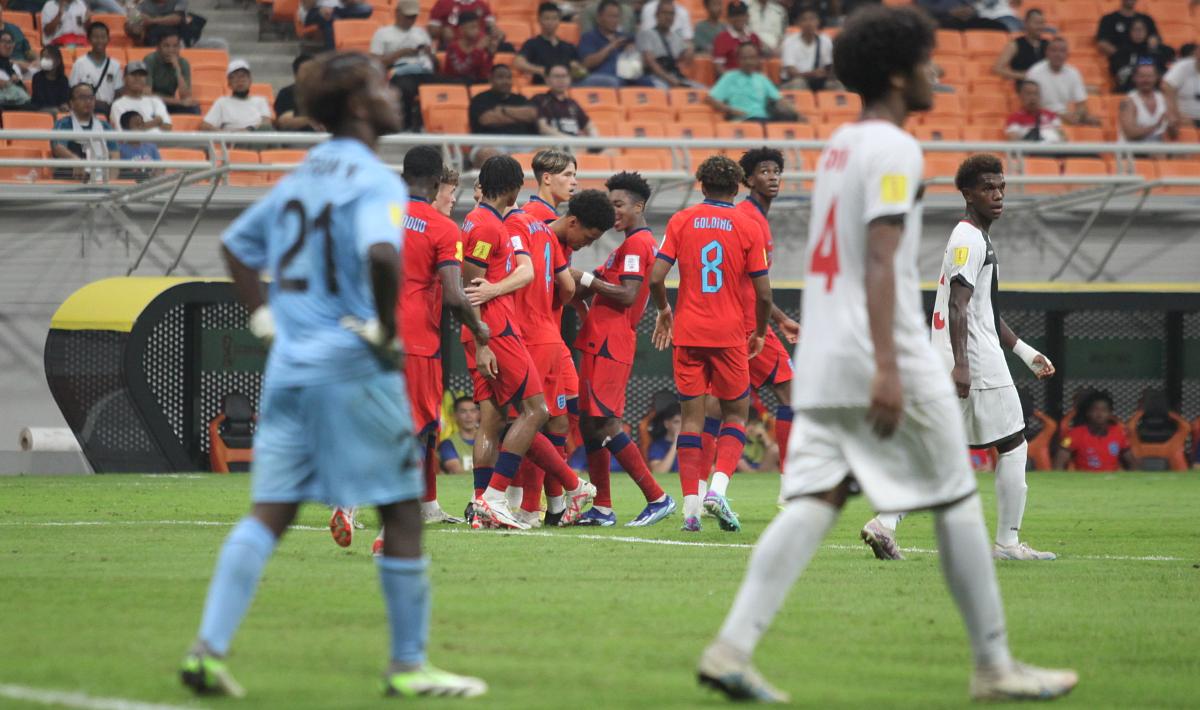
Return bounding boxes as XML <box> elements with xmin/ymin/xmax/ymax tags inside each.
<box><xmin>200</xmin><ymin>59</ymin><xmax>273</xmax><ymax>132</ymax></box>
<box><xmin>111</xmin><ymin>60</ymin><xmax>172</xmax><ymax>131</ymax></box>
<box><xmin>371</xmin><ymin>0</ymin><xmax>433</xmax><ymax>130</ymax></box>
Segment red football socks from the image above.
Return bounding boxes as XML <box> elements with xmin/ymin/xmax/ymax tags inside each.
<box><xmin>527</xmin><ymin>432</ymin><xmax>581</xmax><ymax>491</ymax></box>
<box><xmin>586</xmin><ymin>444</ymin><xmax>612</xmax><ymax>508</ymax></box>
<box><xmin>421</xmin><ymin>435</ymin><xmax>437</xmax><ymax>503</ymax></box>
<box><xmin>606</xmin><ymin>432</ymin><xmax>665</xmax><ymax>502</ymax></box>
<box><xmin>715</xmin><ymin>423</ymin><xmax>747</xmax><ymax>475</ymax></box>
<box><xmin>677</xmin><ymin>432</ymin><xmax>703</xmax><ymax>496</ymax></box>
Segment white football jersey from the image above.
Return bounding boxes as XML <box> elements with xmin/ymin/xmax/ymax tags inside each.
<box><xmin>792</xmin><ymin>120</ymin><xmax>952</xmax><ymax>408</ymax></box>
<box><xmin>930</xmin><ymin>221</ymin><xmax>1013</xmax><ymax>389</ymax></box>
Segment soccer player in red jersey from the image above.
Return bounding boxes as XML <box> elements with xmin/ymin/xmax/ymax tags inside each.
<box><xmin>650</xmin><ymin>156</ymin><xmax>772</xmax><ymax>533</ymax></box>
<box><xmin>523</xmin><ymin>149</ymin><xmax>576</xmax><ymax>224</ymax></box>
<box><xmin>572</xmin><ymin>172</ymin><xmax>675</xmax><ymax>527</ymax></box>
<box><xmin>1053</xmin><ymin>390</ymin><xmax>1138</xmax><ymax>471</ymax></box>
<box><xmin>459</xmin><ymin>156</ymin><xmax>595</xmax><ymax>529</ymax></box>
<box><xmin>433</xmin><ymin>165</ymin><xmax>459</xmax><ymax>217</ymax></box>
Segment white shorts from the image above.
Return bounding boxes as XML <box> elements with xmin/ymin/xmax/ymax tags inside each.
<box><xmin>781</xmin><ymin>396</ymin><xmax>977</xmax><ymax>514</ymax></box>
<box><xmin>961</xmin><ymin>385</ymin><xmax>1024</xmax><ymax>447</ymax></box>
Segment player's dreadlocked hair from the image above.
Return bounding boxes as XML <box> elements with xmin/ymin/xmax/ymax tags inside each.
<box><xmin>297</xmin><ymin>51</ymin><xmax>376</xmax><ymax>134</ymax></box>
<box><xmin>833</xmin><ymin>5</ymin><xmax>935</xmax><ymax>104</ymax></box>
<box><xmin>440</xmin><ymin>165</ymin><xmax>460</xmax><ymax>187</ymax></box>
<box><xmin>532</xmin><ymin>149</ymin><xmax>576</xmax><ymax>184</ymax></box>
<box><xmin>605</xmin><ymin>171</ymin><xmax>652</xmax><ymax>205</ymax></box>
<box><xmin>739</xmin><ymin>147</ymin><xmax>784</xmax><ymax>187</ymax></box>
<box><xmin>695</xmin><ymin>155</ymin><xmax>744</xmax><ymax>196</ymax></box>
<box><xmin>477</xmin><ymin>155</ymin><xmax>525</xmax><ymax>199</ymax></box>
<box><xmin>954</xmin><ymin>153</ymin><xmax>1004</xmax><ymax>191</ymax></box>
<box><xmin>567</xmin><ymin>189</ymin><xmax>616</xmax><ymax>232</ymax></box>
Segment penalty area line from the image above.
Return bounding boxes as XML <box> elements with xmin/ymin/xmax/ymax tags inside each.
<box><xmin>0</xmin><ymin>683</ymin><xmax>204</xmax><ymax>710</ymax></box>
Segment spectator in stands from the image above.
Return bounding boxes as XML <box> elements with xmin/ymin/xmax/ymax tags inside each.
<box><xmin>638</xmin><ymin>1</ymin><xmax>697</xmax><ymax>88</ymax></box>
<box><xmin>713</xmin><ymin>1</ymin><xmax>761</xmax><ymax>76</ymax></box>
<box><xmin>437</xmin><ymin>396</ymin><xmax>479</xmax><ymax>475</ymax></box>
<box><xmin>145</xmin><ymin>31</ymin><xmax>199</xmax><ymax>114</ymax></box>
<box><xmin>301</xmin><ymin>0</ymin><xmax>373</xmax><ymax>52</ymax></box>
<box><xmin>578</xmin><ymin>0</ymin><xmax>642</xmax><ymax>87</ymax></box>
<box><xmin>747</xmin><ymin>0</ymin><xmax>786</xmax><ymax>53</ymax></box>
<box><xmin>640</xmin><ymin>0</ymin><xmax>693</xmax><ymax>40</ymax></box>
<box><xmin>111</xmin><ymin>61</ymin><xmax>172</xmax><ymax>131</ymax></box>
<box><xmin>578</xmin><ymin>0</ymin><xmax>638</xmax><ymax>36</ymax></box>
<box><xmin>1005</xmin><ymin>80</ymin><xmax>1064</xmax><ymax>143</ymax></box>
<box><xmin>1119</xmin><ymin>62</ymin><xmax>1173</xmax><ymax>142</ymax></box>
<box><xmin>126</xmin><ymin>0</ymin><xmax>203</xmax><ymax>48</ymax></box>
<box><xmin>517</xmin><ymin>2</ymin><xmax>587</xmax><ymax>85</ymax></box>
<box><xmin>70</xmin><ymin>22</ymin><xmax>122</xmax><ymax>116</ymax></box>
<box><xmin>467</xmin><ymin>63</ymin><xmax>538</xmax><ymax>166</ymax></box>
<box><xmin>974</xmin><ymin>0</ymin><xmax>1022</xmax><ymax>32</ymax></box>
<box><xmin>274</xmin><ymin>54</ymin><xmax>319</xmax><ymax>131</ymax></box>
<box><xmin>993</xmin><ymin>9</ymin><xmax>1048</xmax><ymax>84</ymax></box>
<box><xmin>41</xmin><ymin>0</ymin><xmax>90</xmax><ymax>47</ymax></box>
<box><xmin>370</xmin><ymin>0</ymin><xmax>434</xmax><ymax>130</ymax></box>
<box><xmin>647</xmin><ymin>403</ymin><xmax>681</xmax><ymax>475</ymax></box>
<box><xmin>29</xmin><ymin>46</ymin><xmax>70</xmax><ymax>112</ymax></box>
<box><xmin>1054</xmin><ymin>390</ymin><xmax>1138</xmax><ymax>471</ymax></box>
<box><xmin>442</xmin><ymin>10</ymin><xmax>497</xmax><ymax>83</ymax></box>
<box><xmin>51</xmin><ymin>83</ymin><xmax>115</xmax><ymax>181</ymax></box>
<box><xmin>0</xmin><ymin>6</ymin><xmax>36</xmax><ymax>67</ymax></box>
<box><xmin>1164</xmin><ymin>47</ymin><xmax>1200</xmax><ymax>128</ymax></box>
<box><xmin>200</xmin><ymin>59</ymin><xmax>272</xmax><ymax>132</ymax></box>
<box><xmin>780</xmin><ymin>6</ymin><xmax>833</xmax><ymax>90</ymax></box>
<box><xmin>693</xmin><ymin>0</ymin><xmax>723</xmax><ymax>54</ymax></box>
<box><xmin>1096</xmin><ymin>0</ymin><xmax>1161</xmax><ymax>59</ymax></box>
<box><xmin>738</xmin><ymin>409</ymin><xmax>779</xmax><ymax>472</ymax></box>
<box><xmin>706</xmin><ymin>41</ymin><xmax>798</xmax><ymax>121</ymax></box>
<box><xmin>0</xmin><ymin>31</ymin><xmax>31</xmax><ymax>109</ymax></box>
<box><xmin>116</xmin><ymin>112</ymin><xmax>163</xmax><ymax>181</ymax></box>
<box><xmin>534</xmin><ymin>63</ymin><xmax>599</xmax><ymax>138</ymax></box>
<box><xmin>1109</xmin><ymin>18</ymin><xmax>1174</xmax><ymax>93</ymax></box>
<box><xmin>427</xmin><ymin>0</ymin><xmax>500</xmax><ymax>49</ymax></box>
<box><xmin>917</xmin><ymin>0</ymin><xmax>1008</xmax><ymax>32</ymax></box>
<box><xmin>1025</xmin><ymin>39</ymin><xmax>1100</xmax><ymax>126</ymax></box>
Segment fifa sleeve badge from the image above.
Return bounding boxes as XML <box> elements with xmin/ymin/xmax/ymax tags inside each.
<box><xmin>472</xmin><ymin>241</ymin><xmax>492</xmax><ymax>259</ymax></box>
<box><xmin>389</xmin><ymin>203</ymin><xmax>404</xmax><ymax>227</ymax></box>
<box><xmin>880</xmin><ymin>174</ymin><xmax>908</xmax><ymax>205</ymax></box>
<box><xmin>953</xmin><ymin>247</ymin><xmax>970</xmax><ymax>266</ymax></box>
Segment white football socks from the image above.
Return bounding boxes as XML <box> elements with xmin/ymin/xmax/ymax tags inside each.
<box><xmin>547</xmin><ymin>495</ymin><xmax>566</xmax><ymax>514</ymax></box>
<box><xmin>717</xmin><ymin>497</ymin><xmax>839</xmax><ymax>655</ymax></box>
<box><xmin>697</xmin><ymin>479</ymin><xmax>708</xmax><ymax>500</ymax></box>
<box><xmin>934</xmin><ymin>494</ymin><xmax>1013</xmax><ymax>670</ymax></box>
<box><xmin>504</xmin><ymin>485</ymin><xmax>523</xmax><ymax>511</ymax></box>
<box><xmin>710</xmin><ymin>472</ymin><xmax>731</xmax><ymax>497</ymax></box>
<box><xmin>875</xmin><ymin>511</ymin><xmax>905</xmax><ymax>531</ymax></box>
<box><xmin>683</xmin><ymin>494</ymin><xmax>702</xmax><ymax>519</ymax></box>
<box><xmin>993</xmin><ymin>441</ymin><xmax>1029</xmax><ymax>547</ymax></box>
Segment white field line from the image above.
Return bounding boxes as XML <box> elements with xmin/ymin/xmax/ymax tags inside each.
<box><xmin>0</xmin><ymin>683</ymin><xmax>203</xmax><ymax>710</ymax></box>
<box><xmin>1</xmin><ymin>519</ymin><xmax>1184</xmax><ymax>562</ymax></box>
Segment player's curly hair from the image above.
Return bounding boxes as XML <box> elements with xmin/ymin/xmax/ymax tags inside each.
<box><xmin>605</xmin><ymin>171</ymin><xmax>652</xmax><ymax>205</ymax></box>
<box><xmin>440</xmin><ymin>166</ymin><xmax>460</xmax><ymax>187</ymax></box>
<box><xmin>1074</xmin><ymin>389</ymin><xmax>1115</xmax><ymax>427</ymax></box>
<box><xmin>566</xmin><ymin>189</ymin><xmax>616</xmax><ymax>232</ymax></box>
<box><xmin>532</xmin><ymin>149</ymin><xmax>576</xmax><ymax>184</ymax></box>
<box><xmin>695</xmin><ymin>155</ymin><xmax>744</xmax><ymax>196</ymax></box>
<box><xmin>297</xmin><ymin>51</ymin><xmax>376</xmax><ymax>134</ymax></box>
<box><xmin>954</xmin><ymin>153</ymin><xmax>1004</xmax><ymax>191</ymax></box>
<box><xmin>477</xmin><ymin>155</ymin><xmax>525</xmax><ymax>199</ymax></box>
<box><xmin>833</xmin><ymin>5</ymin><xmax>936</xmax><ymax>105</ymax></box>
<box><xmin>738</xmin><ymin>147</ymin><xmax>784</xmax><ymax>186</ymax></box>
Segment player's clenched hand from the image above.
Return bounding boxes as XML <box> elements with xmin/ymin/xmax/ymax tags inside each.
<box><xmin>652</xmin><ymin>308</ymin><xmax>673</xmax><ymax>350</ymax></box>
<box><xmin>1032</xmin><ymin>354</ymin><xmax>1055</xmax><ymax>379</ymax></box>
<box><xmin>748</xmin><ymin>333</ymin><xmax>765</xmax><ymax>359</ymax></box>
<box><xmin>778</xmin><ymin>316</ymin><xmax>800</xmax><ymax>344</ymax></box>
<box><xmin>465</xmin><ymin>278</ymin><xmax>501</xmax><ymax>306</ymax></box>
<box><xmin>476</xmin><ymin>344</ymin><xmax>499</xmax><ymax>379</ymax></box>
<box><xmin>951</xmin><ymin>362</ymin><xmax>971</xmax><ymax>399</ymax></box>
<box><xmin>867</xmin><ymin>366</ymin><xmax>904</xmax><ymax>439</ymax></box>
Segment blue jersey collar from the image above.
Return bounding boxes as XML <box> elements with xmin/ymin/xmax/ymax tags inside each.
<box><xmin>745</xmin><ymin>195</ymin><xmax>767</xmax><ymax>217</ymax></box>
<box><xmin>626</xmin><ymin>226</ymin><xmax>653</xmax><ymax>238</ymax></box>
<box><xmin>702</xmin><ymin>199</ymin><xmax>735</xmax><ymax>208</ymax></box>
<box><xmin>529</xmin><ymin>195</ymin><xmax>555</xmax><ymax>211</ymax></box>
<box><xmin>410</xmin><ymin>196</ymin><xmax>430</xmax><ymax>204</ymax></box>
<box><xmin>481</xmin><ymin>203</ymin><xmax>505</xmax><ymax>220</ymax></box>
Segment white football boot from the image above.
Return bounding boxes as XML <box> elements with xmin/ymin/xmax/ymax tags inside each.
<box><xmin>970</xmin><ymin>661</ymin><xmax>1078</xmax><ymax>701</ymax></box>
<box><xmin>993</xmin><ymin>542</ymin><xmax>1057</xmax><ymax>561</ymax></box>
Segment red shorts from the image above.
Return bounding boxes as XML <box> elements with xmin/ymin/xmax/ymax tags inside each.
<box><xmin>578</xmin><ymin>352</ymin><xmax>631</xmax><ymax>418</ymax></box>
<box><xmin>674</xmin><ymin>344</ymin><xmax>750</xmax><ymax>401</ymax></box>
<box><xmin>464</xmin><ymin>334</ymin><xmax>542</xmax><ymax>408</ymax></box>
<box><xmin>404</xmin><ymin>354</ymin><xmax>443</xmax><ymax>438</ymax></box>
<box><xmin>749</xmin><ymin>329</ymin><xmax>795</xmax><ymax>390</ymax></box>
<box><xmin>558</xmin><ymin>342</ymin><xmax>579</xmax><ymax>398</ymax></box>
<box><xmin>527</xmin><ymin>342</ymin><xmax>566</xmax><ymax>416</ymax></box>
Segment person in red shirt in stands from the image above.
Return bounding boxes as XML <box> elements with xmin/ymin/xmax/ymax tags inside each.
<box><xmin>712</xmin><ymin>1</ymin><xmax>763</xmax><ymax>76</ymax></box>
<box><xmin>442</xmin><ymin>11</ymin><xmax>498</xmax><ymax>83</ymax></box>
<box><xmin>1054</xmin><ymin>390</ymin><xmax>1139</xmax><ymax>471</ymax></box>
<box><xmin>427</xmin><ymin>0</ymin><xmax>499</xmax><ymax>48</ymax></box>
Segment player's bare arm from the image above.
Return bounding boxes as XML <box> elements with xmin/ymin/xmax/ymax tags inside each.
<box><xmin>222</xmin><ymin>245</ymin><xmax>275</xmax><ymax>345</ymax></box>
<box><xmin>577</xmin><ymin>268</ymin><xmax>641</xmax><ymax>307</ymax></box>
<box><xmin>464</xmin><ymin>253</ymin><xmax>534</xmax><ymax>306</ymax></box>
<box><xmin>459</xmin><ymin>257</ymin><xmax>501</xmax><ymax>378</ymax></box>
<box><xmin>865</xmin><ymin>216</ymin><xmax>904</xmax><ymax>438</ymax></box>
<box><xmin>948</xmin><ymin>279</ymin><xmax>972</xmax><ymax>399</ymax></box>
<box><xmin>1000</xmin><ymin>315</ymin><xmax>1055</xmax><ymax>379</ymax></box>
<box><xmin>649</xmin><ymin>257</ymin><xmax>673</xmax><ymax>350</ymax></box>
<box><xmin>749</xmin><ymin>273</ymin><xmax>771</xmax><ymax>359</ymax></box>
<box><xmin>438</xmin><ymin>264</ymin><xmax>490</xmax><ymax>346</ymax></box>
<box><xmin>770</xmin><ymin>303</ymin><xmax>800</xmax><ymax>343</ymax></box>
<box><xmin>554</xmin><ymin>267</ymin><xmax>576</xmax><ymax>304</ymax></box>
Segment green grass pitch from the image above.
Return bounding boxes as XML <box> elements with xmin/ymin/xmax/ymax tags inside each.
<box><xmin>1</xmin><ymin>471</ymin><xmax>1197</xmax><ymax>709</ymax></box>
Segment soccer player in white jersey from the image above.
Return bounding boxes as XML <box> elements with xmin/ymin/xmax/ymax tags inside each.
<box><xmin>695</xmin><ymin>6</ymin><xmax>1077</xmax><ymax>703</ymax></box>
<box><xmin>862</xmin><ymin>154</ymin><xmax>1057</xmax><ymax>562</ymax></box>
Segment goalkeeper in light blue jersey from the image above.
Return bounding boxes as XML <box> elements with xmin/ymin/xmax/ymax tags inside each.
<box><xmin>180</xmin><ymin>52</ymin><xmax>486</xmax><ymax>701</ymax></box>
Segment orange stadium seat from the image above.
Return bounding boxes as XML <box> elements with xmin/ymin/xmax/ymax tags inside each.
<box><xmin>224</xmin><ymin>150</ymin><xmax>264</xmax><ymax>187</ymax></box>
<box><xmin>1064</xmin><ymin>125</ymin><xmax>1107</xmax><ymax>142</ymax></box>
<box><xmin>1054</xmin><ymin>1</ymin><xmax>1102</xmax><ymax>30</ymax></box>
<box><xmin>334</xmin><ymin>19</ymin><xmax>378</xmax><ymax>50</ymax></box>
<box><xmin>619</xmin><ymin>121</ymin><xmax>666</xmax><ymax>138</ymax></box>
<box><xmin>929</xmin><ymin>93</ymin><xmax>964</xmax><ymax>117</ymax></box>
<box><xmin>590</xmin><ymin>119</ymin><xmax>618</xmax><ymax>137</ymax></box>
<box><xmin>158</xmin><ymin>148</ymin><xmax>211</xmax><ymax>175</ymax></box>
<box><xmin>4</xmin><ymin>12</ymin><xmax>36</xmax><ymax>37</ymax></box>
<box><xmin>779</xmin><ymin>89</ymin><xmax>818</xmax><ymax>115</ymax></box>
<box><xmin>584</xmin><ymin>106</ymin><xmax>620</xmax><ymax>125</ymax></box>
<box><xmin>936</xmin><ymin>61</ymin><xmax>965</xmax><ymax>85</ymax></box>
<box><xmin>962</xmin><ymin>125</ymin><xmax>1006</xmax><ymax>142</ymax></box>
<box><xmin>0</xmin><ymin>147</ymin><xmax>49</xmax><ymax>183</ymax></box>
<box><xmin>193</xmin><ymin>66</ymin><xmax>226</xmax><ymax>86</ymax></box>
<box><xmin>969</xmin><ymin>77</ymin><xmax>1009</xmax><ymax>95</ymax></box>
<box><xmin>924</xmin><ymin>152</ymin><xmax>968</xmax><ymax>193</ymax></box>
<box><xmin>766</xmin><ymin>122</ymin><xmax>816</xmax><ymax>141</ymax></box>
<box><xmin>1156</xmin><ymin>159</ymin><xmax>1200</xmax><ymax>195</ymax></box>
<box><xmin>424</xmin><ymin>106</ymin><xmax>468</xmax><ymax>133</ymax></box>
<box><xmin>558</xmin><ymin>22</ymin><xmax>581</xmax><ymax>44</ymax></box>
<box><xmin>2</xmin><ymin>111</ymin><xmax>55</xmax><ymax>150</ymax></box>
<box><xmin>676</xmin><ymin>104</ymin><xmax>721</xmax><ymax>124</ymax></box>
<box><xmin>716</xmin><ymin>122</ymin><xmax>765</xmax><ymax>141</ymax></box>
<box><xmin>260</xmin><ymin>149</ymin><xmax>306</xmax><ymax>182</ymax></box>
<box><xmin>935</xmin><ymin>30</ymin><xmax>965</xmax><ymax>55</ymax></box>
<box><xmin>669</xmin><ymin>87</ymin><xmax>709</xmax><ymax>108</ymax></box>
<box><xmin>419</xmin><ymin>84</ymin><xmax>469</xmax><ymax>110</ymax></box>
<box><xmin>964</xmin><ymin>31</ymin><xmax>1011</xmax><ymax>58</ymax></box>
<box><xmin>182</xmin><ymin>48</ymin><xmax>230</xmax><ymax>70</ymax></box>
<box><xmin>667</xmin><ymin>122</ymin><xmax>716</xmax><ymax>140</ymax></box>
<box><xmin>913</xmin><ymin>124</ymin><xmax>964</xmax><ymax>141</ymax></box>
<box><xmin>968</xmin><ymin>95</ymin><xmax>1011</xmax><ymax>123</ymax></box>
<box><xmin>684</xmin><ymin>55</ymin><xmax>715</xmax><ymax>86</ymax></box>
<box><xmin>618</xmin><ymin>87</ymin><xmax>670</xmax><ymax>110</ymax></box>
<box><xmin>815</xmin><ymin>91</ymin><xmax>861</xmax><ymax>113</ymax></box>
<box><xmin>575</xmin><ymin>153</ymin><xmax>613</xmax><ymax>188</ymax></box>
<box><xmin>569</xmin><ymin>86</ymin><xmax>618</xmax><ymax>109</ymax></box>
<box><xmin>1019</xmin><ymin>157</ymin><xmax>1064</xmax><ymax>193</ymax></box>
<box><xmin>763</xmin><ymin>57</ymin><xmax>781</xmax><ymax>84</ymax></box>
<box><xmin>1130</xmin><ymin>158</ymin><xmax>1158</xmax><ymax>184</ymax></box>
<box><xmin>622</xmin><ymin>149</ymin><xmax>671</xmax><ymax>171</ymax></box>
<box><xmin>172</xmin><ymin>115</ymin><xmax>203</xmax><ymax>131</ymax></box>
<box><xmin>496</xmin><ymin>19</ymin><xmax>533</xmax><ymax>48</ymax></box>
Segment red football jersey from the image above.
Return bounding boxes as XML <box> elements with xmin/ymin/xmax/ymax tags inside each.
<box><xmin>1061</xmin><ymin>424</ymin><xmax>1129</xmax><ymax>472</ymax></box>
<box><xmin>575</xmin><ymin>227</ymin><xmax>656</xmax><ymax>364</ymax></box>
<box><xmin>735</xmin><ymin>197</ymin><xmax>774</xmax><ymax>334</ymax></box>
<box><xmin>399</xmin><ymin>197</ymin><xmax>462</xmax><ymax>357</ymax></box>
<box><xmin>510</xmin><ymin>209</ymin><xmax>567</xmax><ymax>346</ymax></box>
<box><xmin>460</xmin><ymin>203</ymin><xmax>528</xmax><ymax>343</ymax></box>
<box><xmin>657</xmin><ymin>199</ymin><xmax>769</xmax><ymax>348</ymax></box>
<box><xmin>522</xmin><ymin>195</ymin><xmax>558</xmax><ymax>224</ymax></box>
